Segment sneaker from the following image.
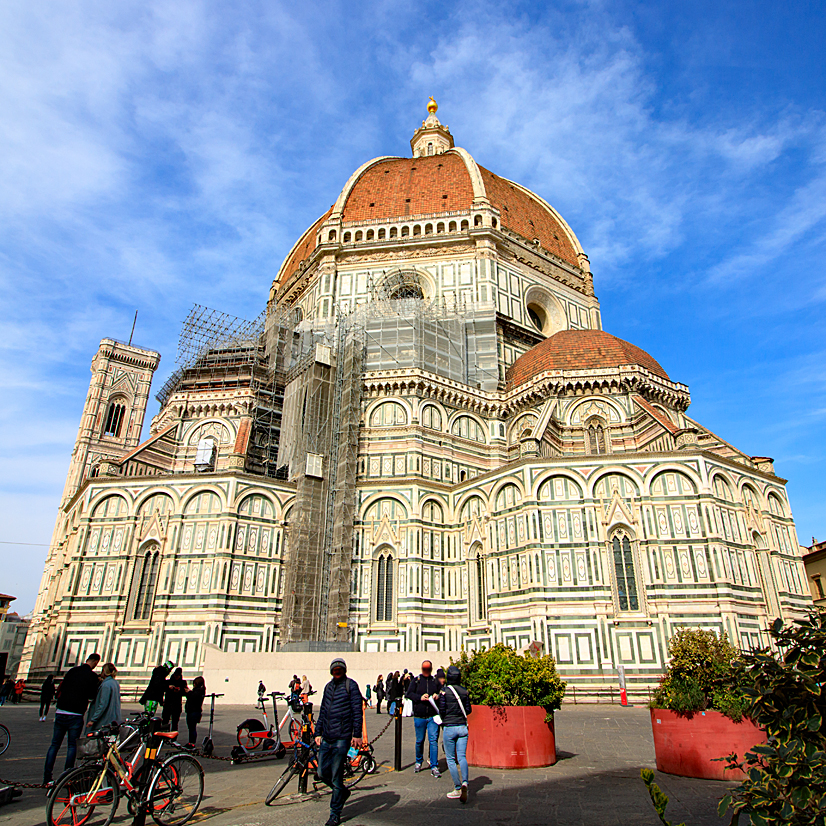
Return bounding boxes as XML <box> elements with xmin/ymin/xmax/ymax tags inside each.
<box><xmin>325</xmin><ymin>817</ymin><xmax>340</xmax><ymax>826</ymax></box>
<box><xmin>447</xmin><ymin>789</ymin><xmax>462</xmax><ymax>799</ymax></box>
<box><xmin>414</xmin><ymin>763</ymin><xmax>422</xmax><ymax>773</ymax></box>
<box><xmin>460</xmin><ymin>784</ymin><xmax>468</xmax><ymax>803</ymax></box>
<box><xmin>431</xmin><ymin>767</ymin><xmax>441</xmax><ymax>778</ymax></box>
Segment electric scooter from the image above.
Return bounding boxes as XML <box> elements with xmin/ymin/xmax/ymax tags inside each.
<box><xmin>201</xmin><ymin>692</ymin><xmax>224</xmax><ymax>756</ymax></box>
<box><xmin>232</xmin><ymin>691</ymin><xmax>314</xmax><ymax>764</ymax></box>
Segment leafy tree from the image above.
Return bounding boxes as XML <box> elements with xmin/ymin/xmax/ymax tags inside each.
<box><xmin>453</xmin><ymin>643</ymin><xmax>566</xmax><ymax>720</ymax></box>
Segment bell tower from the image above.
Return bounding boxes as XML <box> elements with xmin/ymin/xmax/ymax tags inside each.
<box><xmin>61</xmin><ymin>338</ymin><xmax>161</xmax><ymax>504</ymax></box>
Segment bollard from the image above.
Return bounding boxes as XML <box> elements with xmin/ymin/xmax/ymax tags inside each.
<box><xmin>394</xmin><ymin>703</ymin><xmax>403</xmax><ymax>771</ymax></box>
<box><xmin>572</xmin><ymin>685</ymin><xmax>577</xmax><ymax>705</ymax></box>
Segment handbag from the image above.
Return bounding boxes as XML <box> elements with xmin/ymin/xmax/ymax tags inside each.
<box><xmin>78</xmin><ymin>734</ymin><xmax>106</xmax><ymax>759</ymax></box>
<box><xmin>402</xmin><ymin>697</ymin><xmax>414</xmax><ymax>717</ymax></box>
<box><xmin>448</xmin><ymin>686</ymin><xmax>468</xmax><ymax>720</ymax></box>
<box><xmin>427</xmin><ymin>695</ymin><xmax>443</xmax><ymax>726</ymax></box>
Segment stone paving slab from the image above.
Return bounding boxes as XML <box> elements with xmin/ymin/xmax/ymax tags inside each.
<box><xmin>0</xmin><ymin>702</ymin><xmax>733</xmax><ymax>825</ymax></box>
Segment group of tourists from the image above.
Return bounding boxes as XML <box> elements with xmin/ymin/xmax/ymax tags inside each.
<box><xmin>137</xmin><ymin>660</ymin><xmax>207</xmax><ymax>748</ymax></box>
<box><xmin>0</xmin><ymin>676</ymin><xmax>26</xmax><ymax>705</ymax></box>
<box><xmin>315</xmin><ymin>658</ymin><xmax>472</xmax><ymax>826</ymax></box>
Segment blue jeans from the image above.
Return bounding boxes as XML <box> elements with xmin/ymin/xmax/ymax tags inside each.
<box><xmin>414</xmin><ymin>716</ymin><xmax>440</xmax><ymax>767</ymax></box>
<box><xmin>318</xmin><ymin>738</ymin><xmax>350</xmax><ymax>818</ymax></box>
<box><xmin>44</xmin><ymin>712</ymin><xmax>85</xmax><ymax>782</ymax></box>
<box><xmin>443</xmin><ymin>724</ymin><xmax>469</xmax><ymax>788</ymax></box>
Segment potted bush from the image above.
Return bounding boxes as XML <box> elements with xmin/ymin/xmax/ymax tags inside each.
<box><xmin>454</xmin><ymin>643</ymin><xmax>566</xmax><ymax>768</ymax></box>
<box><xmin>650</xmin><ymin>628</ymin><xmax>764</xmax><ymax>780</ymax></box>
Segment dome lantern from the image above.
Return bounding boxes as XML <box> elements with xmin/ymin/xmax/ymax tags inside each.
<box><xmin>411</xmin><ymin>97</ymin><xmax>454</xmax><ymax>157</ymax></box>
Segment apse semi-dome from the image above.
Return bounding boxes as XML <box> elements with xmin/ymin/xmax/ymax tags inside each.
<box><xmin>506</xmin><ymin>329</ymin><xmax>670</xmax><ymax>386</ymax></box>
<box><xmin>275</xmin><ymin>102</ymin><xmax>589</xmax><ymax>294</ymax></box>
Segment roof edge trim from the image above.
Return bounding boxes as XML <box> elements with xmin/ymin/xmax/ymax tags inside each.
<box><xmin>450</xmin><ymin>147</ymin><xmax>488</xmax><ymax>202</ymax></box>
<box><xmin>274</xmin><ymin>207</ymin><xmax>332</xmax><ymax>288</ymax></box>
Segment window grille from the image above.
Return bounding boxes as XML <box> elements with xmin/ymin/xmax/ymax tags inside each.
<box><xmin>612</xmin><ymin>534</ymin><xmax>639</xmax><ymax>611</ymax></box>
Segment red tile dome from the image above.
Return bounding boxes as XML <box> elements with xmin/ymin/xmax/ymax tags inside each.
<box><xmin>275</xmin><ymin>118</ymin><xmax>586</xmax><ymax>293</ymax></box>
<box><xmin>506</xmin><ymin>329</ymin><xmax>670</xmax><ymax>387</ymax></box>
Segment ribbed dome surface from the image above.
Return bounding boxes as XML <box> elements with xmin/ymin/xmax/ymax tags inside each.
<box><xmin>277</xmin><ymin>148</ymin><xmax>582</xmax><ymax>290</ymax></box>
<box><xmin>506</xmin><ymin>329</ymin><xmax>670</xmax><ymax>386</ymax></box>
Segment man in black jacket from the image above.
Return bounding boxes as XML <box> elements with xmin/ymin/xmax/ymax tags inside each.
<box><xmin>406</xmin><ymin>660</ymin><xmax>441</xmax><ymax>777</ymax></box>
<box><xmin>43</xmin><ymin>653</ymin><xmax>101</xmax><ymax>785</ymax></box>
<box><xmin>314</xmin><ymin>658</ymin><xmax>363</xmax><ymax>826</ymax></box>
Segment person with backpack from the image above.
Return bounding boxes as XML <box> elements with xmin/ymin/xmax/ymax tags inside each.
<box><xmin>0</xmin><ymin>677</ymin><xmax>12</xmax><ymax>706</ymax></box>
<box><xmin>438</xmin><ymin>665</ymin><xmax>472</xmax><ymax>802</ymax></box>
<box><xmin>406</xmin><ymin>660</ymin><xmax>442</xmax><ymax>777</ymax></box>
<box><xmin>86</xmin><ymin>664</ymin><xmax>122</xmax><ymax>732</ymax></box>
<box><xmin>314</xmin><ymin>658</ymin><xmax>363</xmax><ymax>826</ymax></box>
<box><xmin>13</xmin><ymin>679</ymin><xmax>25</xmax><ymax>703</ymax></box>
<box><xmin>374</xmin><ymin>675</ymin><xmax>385</xmax><ymax>715</ymax></box>
<box><xmin>43</xmin><ymin>653</ymin><xmax>101</xmax><ymax>786</ymax></box>
<box><xmin>140</xmin><ymin>660</ymin><xmax>173</xmax><ymax>715</ymax></box>
<box><xmin>39</xmin><ymin>675</ymin><xmax>56</xmax><ymax>720</ymax></box>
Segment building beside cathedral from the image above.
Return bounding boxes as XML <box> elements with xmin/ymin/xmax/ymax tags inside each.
<box><xmin>19</xmin><ymin>101</ymin><xmax>812</xmax><ymax>692</ymax></box>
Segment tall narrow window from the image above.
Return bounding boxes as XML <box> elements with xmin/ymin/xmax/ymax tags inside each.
<box><xmin>586</xmin><ymin>418</ymin><xmax>607</xmax><ymax>455</ymax></box>
<box><xmin>375</xmin><ymin>553</ymin><xmax>393</xmax><ymax>622</ymax></box>
<box><xmin>475</xmin><ymin>553</ymin><xmax>487</xmax><ymax>622</ymax></box>
<box><xmin>103</xmin><ymin>402</ymin><xmax>126</xmax><ymax>438</ymax></box>
<box><xmin>130</xmin><ymin>547</ymin><xmax>160</xmax><ymax>621</ymax></box>
<box><xmin>612</xmin><ymin>534</ymin><xmax>639</xmax><ymax>611</ymax></box>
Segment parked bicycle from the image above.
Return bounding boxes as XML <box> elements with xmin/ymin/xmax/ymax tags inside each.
<box><xmin>45</xmin><ymin>713</ymin><xmax>204</xmax><ymax>826</ymax></box>
<box><xmin>236</xmin><ymin>690</ymin><xmax>312</xmax><ymax>753</ymax></box>
<box><xmin>0</xmin><ymin>723</ymin><xmax>9</xmax><ymax>757</ymax></box>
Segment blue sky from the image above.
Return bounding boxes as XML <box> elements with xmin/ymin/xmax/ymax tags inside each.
<box><xmin>2</xmin><ymin>1</ymin><xmax>824</xmax><ymax>614</ymax></box>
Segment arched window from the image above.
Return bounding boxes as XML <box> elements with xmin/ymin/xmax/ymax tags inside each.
<box><xmin>130</xmin><ymin>546</ymin><xmax>160</xmax><ymax>621</ymax></box>
<box><xmin>421</xmin><ymin>405</ymin><xmax>442</xmax><ymax>431</ymax></box>
<box><xmin>328</xmin><ymin>230</ymin><xmax>336</xmax><ymax>242</ymax></box>
<box><xmin>355</xmin><ymin>230</ymin><xmax>363</xmax><ymax>242</ymax></box>
<box><xmin>413</xmin><ymin>225</ymin><xmax>421</xmax><ymax>236</ymax></box>
<box><xmin>586</xmin><ymin>417</ymin><xmax>607</xmax><ymax>455</ymax></box>
<box><xmin>451</xmin><ymin>415</ymin><xmax>486</xmax><ymax>442</ymax></box>
<box><xmin>343</xmin><ymin>231</ymin><xmax>351</xmax><ymax>242</ymax></box>
<box><xmin>378</xmin><ymin>228</ymin><xmax>386</xmax><ymax>240</ymax></box>
<box><xmin>473</xmin><ymin>551</ymin><xmax>486</xmax><ymax>622</ymax></box>
<box><xmin>422</xmin><ymin>500</ymin><xmax>443</xmax><ymax>524</ymax></box>
<box><xmin>460</xmin><ymin>220</ymin><xmax>469</xmax><ymax>230</ymax></box>
<box><xmin>474</xmin><ymin>215</ymin><xmax>483</xmax><ymax>226</ymax></box>
<box><xmin>89</xmin><ymin>465</ymin><xmax>100</xmax><ymax>478</ymax></box>
<box><xmin>612</xmin><ymin>532</ymin><xmax>639</xmax><ymax>611</ymax></box>
<box><xmin>389</xmin><ymin>227</ymin><xmax>398</xmax><ymax>239</ymax></box>
<box><xmin>103</xmin><ymin>401</ymin><xmax>126</xmax><ymax>438</ymax></box>
<box><xmin>401</xmin><ymin>226</ymin><xmax>410</xmax><ymax>237</ymax></box>
<box><xmin>449</xmin><ymin>221</ymin><xmax>457</xmax><ymax>232</ymax></box>
<box><xmin>375</xmin><ymin>552</ymin><xmax>394</xmax><ymax>622</ymax></box>
<box><xmin>436</xmin><ymin>223</ymin><xmax>445</xmax><ymax>234</ymax></box>
<box><xmin>425</xmin><ymin>223</ymin><xmax>433</xmax><ymax>235</ymax></box>
<box><xmin>370</xmin><ymin>401</ymin><xmax>407</xmax><ymax>427</ymax></box>
<box><xmin>366</xmin><ymin>229</ymin><xmax>374</xmax><ymax>240</ymax></box>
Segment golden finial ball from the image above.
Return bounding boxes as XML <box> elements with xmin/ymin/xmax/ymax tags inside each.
<box><xmin>427</xmin><ymin>97</ymin><xmax>438</xmax><ymax>114</ymax></box>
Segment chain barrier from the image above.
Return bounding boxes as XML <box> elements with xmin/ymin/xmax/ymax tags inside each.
<box><xmin>0</xmin><ymin>776</ymin><xmax>50</xmax><ymax>789</ymax></box>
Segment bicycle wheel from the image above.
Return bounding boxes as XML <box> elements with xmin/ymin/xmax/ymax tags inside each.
<box><xmin>46</xmin><ymin>765</ymin><xmax>119</xmax><ymax>826</ymax></box>
<box><xmin>147</xmin><ymin>754</ymin><xmax>204</xmax><ymax>826</ymax></box>
<box><xmin>288</xmin><ymin>718</ymin><xmax>302</xmax><ymax>743</ymax></box>
<box><xmin>265</xmin><ymin>761</ymin><xmax>300</xmax><ymax>805</ymax></box>
<box><xmin>360</xmin><ymin>754</ymin><xmax>376</xmax><ymax>774</ymax></box>
<box><xmin>0</xmin><ymin>723</ymin><xmax>9</xmax><ymax>756</ymax></box>
<box><xmin>236</xmin><ymin>719</ymin><xmax>264</xmax><ymax>749</ymax></box>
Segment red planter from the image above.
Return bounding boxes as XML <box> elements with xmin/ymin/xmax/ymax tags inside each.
<box><xmin>651</xmin><ymin>708</ymin><xmax>765</xmax><ymax>780</ymax></box>
<box><xmin>467</xmin><ymin>705</ymin><xmax>556</xmax><ymax>768</ymax></box>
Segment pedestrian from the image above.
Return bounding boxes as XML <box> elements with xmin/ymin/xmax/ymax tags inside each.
<box><xmin>438</xmin><ymin>665</ymin><xmax>472</xmax><ymax>802</ymax></box>
<box><xmin>258</xmin><ymin>680</ymin><xmax>267</xmax><ymax>700</ymax></box>
<box><xmin>139</xmin><ymin>660</ymin><xmax>173</xmax><ymax>716</ymax></box>
<box><xmin>184</xmin><ymin>676</ymin><xmax>206</xmax><ymax>749</ymax></box>
<box><xmin>162</xmin><ymin>668</ymin><xmax>187</xmax><ymax>733</ymax></box>
<box><xmin>86</xmin><ymin>664</ymin><xmax>122</xmax><ymax>732</ymax></box>
<box><xmin>43</xmin><ymin>653</ymin><xmax>101</xmax><ymax>786</ymax></box>
<box><xmin>314</xmin><ymin>658</ymin><xmax>363</xmax><ymax>826</ymax></box>
<box><xmin>374</xmin><ymin>675</ymin><xmax>385</xmax><ymax>715</ymax></box>
<box><xmin>13</xmin><ymin>679</ymin><xmax>25</xmax><ymax>704</ymax></box>
<box><xmin>0</xmin><ymin>677</ymin><xmax>12</xmax><ymax>706</ymax></box>
<box><xmin>365</xmin><ymin>683</ymin><xmax>372</xmax><ymax>708</ymax></box>
<box><xmin>300</xmin><ymin>675</ymin><xmax>311</xmax><ymax>698</ymax></box>
<box><xmin>39</xmin><ymin>675</ymin><xmax>56</xmax><ymax>720</ymax></box>
<box><xmin>289</xmin><ymin>674</ymin><xmax>300</xmax><ymax>693</ymax></box>
<box><xmin>436</xmin><ymin>667</ymin><xmax>447</xmax><ymax>691</ymax></box>
<box><xmin>406</xmin><ymin>659</ymin><xmax>442</xmax><ymax>777</ymax></box>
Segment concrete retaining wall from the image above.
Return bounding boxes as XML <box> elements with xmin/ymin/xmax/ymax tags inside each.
<box><xmin>201</xmin><ymin>645</ymin><xmax>463</xmax><ymax>704</ymax></box>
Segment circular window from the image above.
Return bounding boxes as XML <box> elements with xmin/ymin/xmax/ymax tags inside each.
<box><xmin>524</xmin><ymin>287</ymin><xmax>565</xmax><ymax>337</ymax></box>
<box><xmin>527</xmin><ymin>304</ymin><xmax>546</xmax><ymax>332</ymax></box>
<box><xmin>379</xmin><ymin>270</ymin><xmax>427</xmax><ymax>300</ymax></box>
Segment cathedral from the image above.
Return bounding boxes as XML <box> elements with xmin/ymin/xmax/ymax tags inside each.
<box><xmin>19</xmin><ymin>101</ymin><xmax>811</xmax><ymax>692</ymax></box>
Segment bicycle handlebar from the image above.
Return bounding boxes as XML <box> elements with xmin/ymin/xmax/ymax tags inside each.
<box><xmin>206</xmin><ymin>693</ymin><xmax>225</xmax><ymax>698</ymax></box>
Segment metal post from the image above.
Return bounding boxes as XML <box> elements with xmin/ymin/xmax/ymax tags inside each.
<box><xmin>572</xmin><ymin>685</ymin><xmax>577</xmax><ymax>705</ymax></box>
<box><xmin>394</xmin><ymin>704</ymin><xmax>403</xmax><ymax>771</ymax></box>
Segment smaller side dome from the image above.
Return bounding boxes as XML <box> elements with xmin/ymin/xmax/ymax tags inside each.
<box><xmin>506</xmin><ymin>329</ymin><xmax>670</xmax><ymax>387</ymax></box>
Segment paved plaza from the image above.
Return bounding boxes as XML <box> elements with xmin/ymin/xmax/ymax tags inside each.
<box><xmin>0</xmin><ymin>702</ymin><xmax>734</xmax><ymax>825</ymax></box>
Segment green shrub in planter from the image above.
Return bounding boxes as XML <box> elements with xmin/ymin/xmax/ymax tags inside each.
<box><xmin>651</xmin><ymin>628</ymin><xmax>749</xmax><ymax>721</ymax></box>
<box><xmin>453</xmin><ymin>643</ymin><xmax>566</xmax><ymax>721</ymax></box>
